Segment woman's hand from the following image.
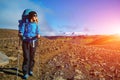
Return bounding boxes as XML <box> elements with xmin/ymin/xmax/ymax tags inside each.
<box><xmin>37</xmin><ymin>34</ymin><xmax>40</xmax><ymax>38</ymax></box>
<box><xmin>18</xmin><ymin>33</ymin><xmax>23</xmax><ymax>40</ymax></box>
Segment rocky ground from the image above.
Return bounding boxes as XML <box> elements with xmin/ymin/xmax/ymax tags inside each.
<box><xmin>1</xmin><ymin>29</ymin><xmax>120</xmax><ymax>80</ymax></box>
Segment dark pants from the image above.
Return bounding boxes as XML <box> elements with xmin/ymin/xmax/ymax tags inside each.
<box><xmin>22</xmin><ymin>40</ymin><xmax>38</xmax><ymax>75</ymax></box>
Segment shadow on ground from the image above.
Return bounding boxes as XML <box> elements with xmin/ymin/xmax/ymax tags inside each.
<box><xmin>0</xmin><ymin>67</ymin><xmax>23</xmax><ymax>78</ymax></box>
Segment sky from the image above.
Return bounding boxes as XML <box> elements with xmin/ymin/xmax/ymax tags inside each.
<box><xmin>0</xmin><ymin>0</ymin><xmax>120</xmax><ymax>36</ymax></box>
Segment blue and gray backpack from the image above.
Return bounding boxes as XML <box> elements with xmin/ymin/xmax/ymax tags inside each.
<box><xmin>18</xmin><ymin>9</ymin><xmax>35</xmax><ymax>34</ymax></box>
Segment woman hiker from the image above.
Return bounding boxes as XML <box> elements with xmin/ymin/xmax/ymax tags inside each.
<box><xmin>18</xmin><ymin>10</ymin><xmax>40</xmax><ymax>79</ymax></box>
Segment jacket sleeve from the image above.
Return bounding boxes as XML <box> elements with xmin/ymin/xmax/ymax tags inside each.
<box><xmin>36</xmin><ymin>25</ymin><xmax>40</xmax><ymax>35</ymax></box>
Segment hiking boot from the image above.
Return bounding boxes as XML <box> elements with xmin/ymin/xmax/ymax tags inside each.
<box><xmin>29</xmin><ymin>71</ymin><xmax>33</xmax><ymax>76</ymax></box>
<box><xmin>23</xmin><ymin>74</ymin><xmax>29</xmax><ymax>79</ymax></box>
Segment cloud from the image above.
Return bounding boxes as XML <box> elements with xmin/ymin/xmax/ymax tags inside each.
<box><xmin>0</xmin><ymin>0</ymin><xmax>54</xmax><ymax>36</ymax></box>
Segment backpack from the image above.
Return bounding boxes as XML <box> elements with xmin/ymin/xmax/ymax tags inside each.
<box><xmin>18</xmin><ymin>9</ymin><xmax>34</xmax><ymax>33</ymax></box>
<box><xmin>18</xmin><ymin>9</ymin><xmax>39</xmax><ymax>41</ymax></box>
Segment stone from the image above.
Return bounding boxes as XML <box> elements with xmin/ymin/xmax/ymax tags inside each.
<box><xmin>0</xmin><ymin>52</ymin><xmax>9</xmax><ymax>66</ymax></box>
<box><xmin>9</xmin><ymin>57</ymin><xmax>17</xmax><ymax>61</ymax></box>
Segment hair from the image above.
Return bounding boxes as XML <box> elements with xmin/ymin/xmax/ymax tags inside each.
<box><xmin>28</xmin><ymin>11</ymin><xmax>38</xmax><ymax>22</ymax></box>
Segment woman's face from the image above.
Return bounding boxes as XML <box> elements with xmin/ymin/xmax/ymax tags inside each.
<box><xmin>31</xmin><ymin>14</ymin><xmax>38</xmax><ymax>22</ymax></box>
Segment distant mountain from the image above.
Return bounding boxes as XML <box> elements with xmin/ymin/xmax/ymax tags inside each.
<box><xmin>61</xmin><ymin>32</ymin><xmax>86</xmax><ymax>36</ymax></box>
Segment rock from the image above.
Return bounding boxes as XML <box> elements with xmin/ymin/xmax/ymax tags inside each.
<box><xmin>0</xmin><ymin>52</ymin><xmax>9</xmax><ymax>66</ymax></box>
<box><xmin>9</xmin><ymin>57</ymin><xmax>17</xmax><ymax>61</ymax></box>
<box><xmin>53</xmin><ymin>76</ymin><xmax>66</xmax><ymax>80</ymax></box>
<box><xmin>74</xmin><ymin>69</ymin><xmax>84</xmax><ymax>80</ymax></box>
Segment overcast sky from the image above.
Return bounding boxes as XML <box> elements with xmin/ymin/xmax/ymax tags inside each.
<box><xmin>0</xmin><ymin>0</ymin><xmax>120</xmax><ymax>36</ymax></box>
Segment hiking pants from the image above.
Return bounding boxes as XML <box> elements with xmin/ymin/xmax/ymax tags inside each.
<box><xmin>22</xmin><ymin>40</ymin><xmax>38</xmax><ymax>75</ymax></box>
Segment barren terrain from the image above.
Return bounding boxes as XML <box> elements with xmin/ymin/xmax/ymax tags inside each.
<box><xmin>1</xmin><ymin>29</ymin><xmax>120</xmax><ymax>80</ymax></box>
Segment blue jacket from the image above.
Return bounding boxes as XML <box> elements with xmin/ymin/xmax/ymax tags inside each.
<box><xmin>19</xmin><ymin>22</ymin><xmax>40</xmax><ymax>41</ymax></box>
